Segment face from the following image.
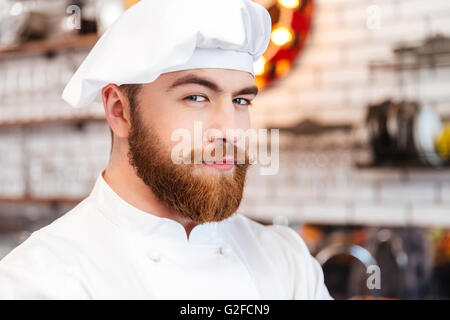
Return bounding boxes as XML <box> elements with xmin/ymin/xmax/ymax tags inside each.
<box><xmin>127</xmin><ymin>68</ymin><xmax>258</xmax><ymax>223</ymax></box>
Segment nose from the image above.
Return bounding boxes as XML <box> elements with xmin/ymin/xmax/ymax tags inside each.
<box><xmin>205</xmin><ymin>97</ymin><xmax>241</xmax><ymax>144</ymax></box>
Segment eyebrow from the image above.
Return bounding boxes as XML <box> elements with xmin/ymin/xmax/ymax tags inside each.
<box><xmin>166</xmin><ymin>74</ymin><xmax>259</xmax><ymax>97</ymax></box>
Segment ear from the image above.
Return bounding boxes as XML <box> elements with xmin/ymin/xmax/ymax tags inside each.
<box><xmin>102</xmin><ymin>84</ymin><xmax>131</xmax><ymax>139</ymax></box>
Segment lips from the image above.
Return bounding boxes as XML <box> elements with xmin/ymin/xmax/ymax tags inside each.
<box><xmin>202</xmin><ymin>158</ymin><xmax>235</xmax><ymax>171</ymax></box>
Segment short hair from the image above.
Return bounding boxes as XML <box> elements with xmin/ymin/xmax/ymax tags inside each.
<box><xmin>119</xmin><ymin>83</ymin><xmax>143</xmax><ymax>113</ymax></box>
<box><xmin>109</xmin><ymin>83</ymin><xmax>143</xmax><ymax>151</ymax></box>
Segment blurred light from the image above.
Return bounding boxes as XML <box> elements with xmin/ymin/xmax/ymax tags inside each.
<box><xmin>124</xmin><ymin>0</ymin><xmax>140</xmax><ymax>9</ymax></box>
<box><xmin>275</xmin><ymin>59</ymin><xmax>291</xmax><ymax>77</ymax></box>
<box><xmin>436</xmin><ymin>124</ymin><xmax>450</xmax><ymax>160</ymax></box>
<box><xmin>253</xmin><ymin>0</ymin><xmax>278</xmax><ymax>8</ymax></box>
<box><xmin>254</xmin><ymin>56</ymin><xmax>266</xmax><ymax>76</ymax></box>
<box><xmin>254</xmin><ymin>76</ymin><xmax>267</xmax><ymax>90</ymax></box>
<box><xmin>9</xmin><ymin>2</ymin><xmax>24</xmax><ymax>16</ymax></box>
<box><xmin>278</xmin><ymin>0</ymin><xmax>300</xmax><ymax>9</ymax></box>
<box><xmin>271</xmin><ymin>26</ymin><xmax>293</xmax><ymax>46</ymax></box>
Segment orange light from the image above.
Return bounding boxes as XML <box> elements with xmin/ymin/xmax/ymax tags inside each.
<box><xmin>123</xmin><ymin>0</ymin><xmax>140</xmax><ymax>9</ymax></box>
<box><xmin>278</xmin><ymin>0</ymin><xmax>300</xmax><ymax>9</ymax></box>
<box><xmin>254</xmin><ymin>56</ymin><xmax>266</xmax><ymax>76</ymax></box>
<box><xmin>271</xmin><ymin>26</ymin><xmax>294</xmax><ymax>46</ymax></box>
<box><xmin>275</xmin><ymin>59</ymin><xmax>292</xmax><ymax>77</ymax></box>
<box><xmin>254</xmin><ymin>76</ymin><xmax>267</xmax><ymax>90</ymax></box>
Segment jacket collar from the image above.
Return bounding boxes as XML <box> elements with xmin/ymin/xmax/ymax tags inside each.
<box><xmin>88</xmin><ymin>171</ymin><xmax>229</xmax><ymax>245</ymax></box>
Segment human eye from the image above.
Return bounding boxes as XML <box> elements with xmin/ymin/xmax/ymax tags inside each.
<box><xmin>183</xmin><ymin>95</ymin><xmax>208</xmax><ymax>103</ymax></box>
<box><xmin>233</xmin><ymin>98</ymin><xmax>252</xmax><ymax>106</ymax></box>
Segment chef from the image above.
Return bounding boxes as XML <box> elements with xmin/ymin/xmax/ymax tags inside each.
<box><xmin>0</xmin><ymin>0</ymin><xmax>332</xmax><ymax>300</ymax></box>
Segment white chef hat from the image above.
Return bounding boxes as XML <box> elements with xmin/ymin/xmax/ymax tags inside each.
<box><xmin>62</xmin><ymin>0</ymin><xmax>272</xmax><ymax>108</ymax></box>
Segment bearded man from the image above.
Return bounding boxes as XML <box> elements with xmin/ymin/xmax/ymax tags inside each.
<box><xmin>0</xmin><ymin>0</ymin><xmax>332</xmax><ymax>300</ymax></box>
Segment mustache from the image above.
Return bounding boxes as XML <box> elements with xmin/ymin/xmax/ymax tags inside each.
<box><xmin>182</xmin><ymin>143</ymin><xmax>250</xmax><ymax>164</ymax></box>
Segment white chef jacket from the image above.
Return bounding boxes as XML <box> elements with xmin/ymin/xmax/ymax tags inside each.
<box><xmin>0</xmin><ymin>173</ymin><xmax>333</xmax><ymax>300</ymax></box>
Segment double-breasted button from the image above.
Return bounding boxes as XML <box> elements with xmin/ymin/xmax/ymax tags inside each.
<box><xmin>147</xmin><ymin>250</ymin><xmax>161</xmax><ymax>262</ymax></box>
<box><xmin>217</xmin><ymin>244</ymin><xmax>232</xmax><ymax>256</ymax></box>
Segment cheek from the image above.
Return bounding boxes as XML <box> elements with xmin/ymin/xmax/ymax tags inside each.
<box><xmin>236</xmin><ymin>112</ymin><xmax>251</xmax><ymax>148</ymax></box>
<box><xmin>156</xmin><ymin>115</ymin><xmax>198</xmax><ymax>153</ymax></box>
<box><xmin>140</xmin><ymin>100</ymin><xmax>195</xmax><ymax>149</ymax></box>
<box><xmin>237</xmin><ymin>110</ymin><xmax>251</xmax><ymax>130</ymax></box>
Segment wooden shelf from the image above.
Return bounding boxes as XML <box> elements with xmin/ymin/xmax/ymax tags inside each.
<box><xmin>0</xmin><ymin>115</ymin><xmax>106</xmax><ymax>129</ymax></box>
<box><xmin>369</xmin><ymin>56</ymin><xmax>450</xmax><ymax>71</ymax></box>
<box><xmin>0</xmin><ymin>33</ymin><xmax>99</xmax><ymax>59</ymax></box>
<box><xmin>0</xmin><ymin>196</ymin><xmax>83</xmax><ymax>205</ymax></box>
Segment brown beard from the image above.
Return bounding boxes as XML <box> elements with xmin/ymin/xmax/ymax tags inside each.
<box><xmin>127</xmin><ymin>109</ymin><xmax>250</xmax><ymax>224</ymax></box>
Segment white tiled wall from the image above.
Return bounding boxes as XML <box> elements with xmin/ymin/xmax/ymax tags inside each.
<box><xmin>239</xmin><ymin>149</ymin><xmax>450</xmax><ymax>227</ymax></box>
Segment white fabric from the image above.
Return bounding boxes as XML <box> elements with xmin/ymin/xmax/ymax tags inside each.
<box><xmin>160</xmin><ymin>48</ymin><xmax>254</xmax><ymax>76</ymax></box>
<box><xmin>0</xmin><ymin>173</ymin><xmax>333</xmax><ymax>300</ymax></box>
<box><xmin>61</xmin><ymin>0</ymin><xmax>272</xmax><ymax>108</ymax></box>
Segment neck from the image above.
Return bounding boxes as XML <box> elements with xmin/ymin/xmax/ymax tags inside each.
<box><xmin>102</xmin><ymin>148</ymin><xmax>198</xmax><ymax>237</ymax></box>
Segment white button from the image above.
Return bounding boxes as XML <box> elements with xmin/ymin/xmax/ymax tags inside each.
<box><xmin>217</xmin><ymin>244</ymin><xmax>232</xmax><ymax>256</ymax></box>
<box><xmin>147</xmin><ymin>250</ymin><xmax>161</xmax><ymax>262</ymax></box>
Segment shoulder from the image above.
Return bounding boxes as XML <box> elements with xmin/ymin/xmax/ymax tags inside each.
<box><xmin>1</xmin><ymin>198</ymin><xmax>91</xmax><ymax>259</ymax></box>
<box><xmin>227</xmin><ymin>213</ymin><xmax>310</xmax><ymax>255</ymax></box>
<box><xmin>0</xmin><ymin>194</ymin><xmax>122</xmax><ymax>268</ymax></box>
<box><xmin>0</xmin><ymin>198</ymin><xmax>101</xmax><ymax>299</ymax></box>
<box><xmin>225</xmin><ymin>213</ymin><xmax>314</xmax><ymax>274</ymax></box>
<box><xmin>227</xmin><ymin>214</ymin><xmax>333</xmax><ymax>300</ymax></box>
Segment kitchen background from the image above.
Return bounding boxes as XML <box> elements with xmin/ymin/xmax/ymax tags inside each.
<box><xmin>0</xmin><ymin>0</ymin><xmax>450</xmax><ymax>299</ymax></box>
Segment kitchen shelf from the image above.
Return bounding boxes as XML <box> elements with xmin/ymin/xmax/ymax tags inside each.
<box><xmin>369</xmin><ymin>59</ymin><xmax>450</xmax><ymax>71</ymax></box>
<box><xmin>356</xmin><ymin>161</ymin><xmax>450</xmax><ymax>169</ymax></box>
<box><xmin>0</xmin><ymin>196</ymin><xmax>83</xmax><ymax>204</ymax></box>
<box><xmin>0</xmin><ymin>33</ymin><xmax>98</xmax><ymax>59</ymax></box>
<box><xmin>0</xmin><ymin>115</ymin><xmax>106</xmax><ymax>129</ymax></box>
